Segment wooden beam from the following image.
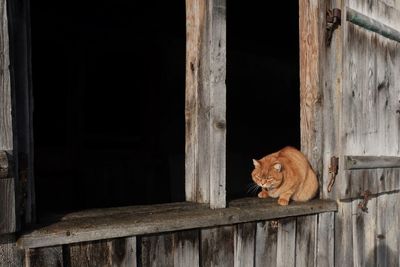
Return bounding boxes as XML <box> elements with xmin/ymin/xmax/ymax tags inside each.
<box><xmin>345</xmin><ymin>155</ymin><xmax>400</xmax><ymax>170</ymax></box>
<box><xmin>346</xmin><ymin>7</ymin><xmax>400</xmax><ymax>43</ymax></box>
<box><xmin>0</xmin><ymin>0</ymin><xmax>12</xmax><ymax>152</ymax></box>
<box><xmin>185</xmin><ymin>0</ymin><xmax>226</xmax><ymax>208</ymax></box>
<box><xmin>17</xmin><ymin>198</ymin><xmax>337</xmax><ymax>249</ymax></box>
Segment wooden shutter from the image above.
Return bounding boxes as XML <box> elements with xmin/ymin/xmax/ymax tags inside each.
<box><xmin>309</xmin><ymin>1</ymin><xmax>400</xmax><ymax>265</ymax></box>
<box><xmin>332</xmin><ymin>1</ymin><xmax>400</xmax><ymax>200</ymax></box>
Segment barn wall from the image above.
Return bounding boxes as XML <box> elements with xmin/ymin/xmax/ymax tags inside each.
<box><xmin>24</xmin><ymin>214</ymin><xmax>334</xmax><ymax>267</ymax></box>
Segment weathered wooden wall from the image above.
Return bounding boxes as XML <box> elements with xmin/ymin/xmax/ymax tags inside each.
<box><xmin>23</xmin><ymin>214</ymin><xmax>334</xmax><ymax>267</ymax></box>
<box><xmin>335</xmin><ymin>1</ymin><xmax>400</xmax><ymax>265</ymax></box>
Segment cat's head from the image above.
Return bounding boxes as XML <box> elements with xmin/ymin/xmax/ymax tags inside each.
<box><xmin>251</xmin><ymin>158</ymin><xmax>284</xmax><ymax>190</ymax></box>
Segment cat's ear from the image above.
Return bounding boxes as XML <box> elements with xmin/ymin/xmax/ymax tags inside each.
<box><xmin>252</xmin><ymin>159</ymin><xmax>261</xmax><ymax>168</ymax></box>
<box><xmin>273</xmin><ymin>162</ymin><xmax>282</xmax><ymax>172</ymax></box>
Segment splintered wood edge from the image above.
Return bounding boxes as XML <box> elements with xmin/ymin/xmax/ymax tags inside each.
<box><xmin>18</xmin><ymin>198</ymin><xmax>337</xmax><ymax>249</ymax></box>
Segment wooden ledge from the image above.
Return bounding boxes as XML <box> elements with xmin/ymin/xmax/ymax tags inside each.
<box><xmin>18</xmin><ymin>198</ymin><xmax>337</xmax><ymax>249</ymax></box>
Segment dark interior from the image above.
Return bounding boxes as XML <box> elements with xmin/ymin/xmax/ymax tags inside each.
<box><xmin>31</xmin><ymin>1</ymin><xmax>299</xmax><ymax>216</ymax></box>
<box><xmin>226</xmin><ymin>2</ymin><xmax>300</xmax><ymax>200</ymax></box>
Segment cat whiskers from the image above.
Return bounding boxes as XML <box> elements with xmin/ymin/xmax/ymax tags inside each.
<box><xmin>246</xmin><ymin>182</ymin><xmax>260</xmax><ymax>195</ymax></box>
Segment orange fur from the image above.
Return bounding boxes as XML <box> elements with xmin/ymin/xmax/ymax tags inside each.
<box><xmin>251</xmin><ymin>146</ymin><xmax>318</xmax><ymax>206</ymax></box>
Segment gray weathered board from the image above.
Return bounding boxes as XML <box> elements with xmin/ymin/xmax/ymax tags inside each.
<box><xmin>18</xmin><ymin>198</ymin><xmax>336</xmax><ymax>249</ymax></box>
<box><xmin>185</xmin><ymin>0</ymin><xmax>226</xmax><ymax>209</ymax></box>
<box><xmin>22</xmin><ymin>214</ymin><xmax>335</xmax><ymax>267</ymax></box>
<box><xmin>325</xmin><ymin>0</ymin><xmax>400</xmax><ymax>266</ymax></box>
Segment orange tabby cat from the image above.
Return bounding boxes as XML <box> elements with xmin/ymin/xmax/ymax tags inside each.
<box><xmin>251</xmin><ymin>146</ymin><xmax>318</xmax><ymax>206</ymax></box>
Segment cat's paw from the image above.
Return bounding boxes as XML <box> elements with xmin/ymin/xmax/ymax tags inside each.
<box><xmin>278</xmin><ymin>198</ymin><xmax>289</xmax><ymax>206</ymax></box>
<box><xmin>258</xmin><ymin>190</ymin><xmax>269</xmax><ymax>198</ymax></box>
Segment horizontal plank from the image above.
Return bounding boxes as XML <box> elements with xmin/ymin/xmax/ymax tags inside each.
<box><xmin>18</xmin><ymin>198</ymin><xmax>337</xmax><ymax>249</ymax></box>
<box><xmin>346</xmin><ymin>7</ymin><xmax>400</xmax><ymax>43</ymax></box>
<box><xmin>345</xmin><ymin>156</ymin><xmax>400</xmax><ymax>170</ymax></box>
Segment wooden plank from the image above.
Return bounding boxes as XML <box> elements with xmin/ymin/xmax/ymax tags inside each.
<box><xmin>141</xmin><ymin>230</ymin><xmax>199</xmax><ymax>267</ymax></box>
<box><xmin>26</xmin><ymin>246</ymin><xmax>64</xmax><ymax>267</ymax></box>
<box><xmin>375</xmin><ymin>193</ymin><xmax>399</xmax><ymax>267</ymax></box>
<box><xmin>18</xmin><ymin>199</ymin><xmax>337</xmax><ymax>248</ymax></box>
<box><xmin>109</xmin><ymin>237</ymin><xmax>136</xmax><ymax>267</ymax></box>
<box><xmin>185</xmin><ymin>0</ymin><xmax>209</xmax><ymax>204</ymax></box>
<box><xmin>141</xmin><ymin>234</ymin><xmax>174</xmax><ymax>267</ymax></box>
<box><xmin>347</xmin><ymin>7</ymin><xmax>400</xmax><ymax>42</ymax></box>
<box><xmin>7</xmin><ymin>0</ymin><xmax>35</xmax><ymax>227</ymax></box>
<box><xmin>173</xmin><ymin>230</ymin><xmax>199</xmax><ymax>267</ymax></box>
<box><xmin>185</xmin><ymin>0</ymin><xmax>226</xmax><ymax>208</ymax></box>
<box><xmin>276</xmin><ymin>218</ymin><xmax>296</xmax><ymax>267</ymax></box>
<box><xmin>345</xmin><ymin>155</ymin><xmax>400</xmax><ymax>170</ymax></box>
<box><xmin>0</xmin><ymin>0</ymin><xmax>12</xmax><ymax>151</ymax></box>
<box><xmin>0</xmin><ymin>0</ymin><xmax>15</xmax><ymax>238</ymax></box>
<box><xmin>208</xmin><ymin>0</ymin><xmax>226</xmax><ymax>209</ymax></box>
<box><xmin>234</xmin><ymin>222</ymin><xmax>255</xmax><ymax>267</ymax></box>
<box><xmin>321</xmin><ymin>0</ymin><xmax>344</xmax><ymax>199</ymax></box>
<box><xmin>335</xmin><ymin>202</ymin><xmax>353</xmax><ymax>267</ymax></box>
<box><xmin>344</xmin><ymin>164</ymin><xmax>400</xmax><ymax>199</ymax></box>
<box><xmin>201</xmin><ymin>226</ymin><xmax>234</xmax><ymax>267</ymax></box>
<box><xmin>66</xmin><ymin>237</ymin><xmax>136</xmax><ymax>267</ymax></box>
<box><xmin>255</xmin><ymin>221</ymin><xmax>278</xmax><ymax>267</ymax></box>
<box><xmin>0</xmin><ymin>178</ymin><xmax>16</xmax><ymax>234</ymax></box>
<box><xmin>351</xmin><ymin>192</ymin><xmax>377</xmax><ymax>267</ymax></box>
<box><xmin>0</xmin><ymin>235</ymin><xmax>24</xmax><ymax>267</ymax></box>
<box><xmin>66</xmin><ymin>239</ymin><xmax>111</xmax><ymax>267</ymax></box>
<box><xmin>299</xmin><ymin>0</ymin><xmax>324</xmax><ymax>189</ymax></box>
<box><xmin>295</xmin><ymin>215</ymin><xmax>317</xmax><ymax>267</ymax></box>
<box><xmin>316</xmin><ymin>212</ymin><xmax>334</xmax><ymax>267</ymax></box>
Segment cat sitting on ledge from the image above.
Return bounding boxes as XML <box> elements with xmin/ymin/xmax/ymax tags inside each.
<box><xmin>251</xmin><ymin>146</ymin><xmax>318</xmax><ymax>206</ymax></box>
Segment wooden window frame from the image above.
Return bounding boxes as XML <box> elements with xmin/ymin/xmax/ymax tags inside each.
<box><xmin>1</xmin><ymin>0</ymin><xmax>338</xmax><ymax>248</ymax></box>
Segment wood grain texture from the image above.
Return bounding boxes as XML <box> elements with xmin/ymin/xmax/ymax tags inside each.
<box><xmin>345</xmin><ymin>155</ymin><xmax>400</xmax><ymax>170</ymax></box>
<box><xmin>0</xmin><ymin>0</ymin><xmax>12</xmax><ymax>151</ymax></box>
<box><xmin>66</xmin><ymin>237</ymin><xmax>136</xmax><ymax>267</ymax></box>
<box><xmin>351</xmin><ymin>192</ymin><xmax>377</xmax><ymax>267</ymax></box>
<box><xmin>141</xmin><ymin>234</ymin><xmax>174</xmax><ymax>267</ymax></box>
<box><xmin>141</xmin><ymin>230</ymin><xmax>199</xmax><ymax>267</ymax></box>
<box><xmin>185</xmin><ymin>0</ymin><xmax>226</xmax><ymax>208</ymax></box>
<box><xmin>18</xmin><ymin>198</ymin><xmax>337</xmax><ymax>249</ymax></box>
<box><xmin>255</xmin><ymin>221</ymin><xmax>278</xmax><ymax>267</ymax></box>
<box><xmin>234</xmin><ymin>222</ymin><xmax>255</xmax><ymax>267</ymax></box>
<box><xmin>316</xmin><ymin>212</ymin><xmax>335</xmax><ymax>267</ymax></box>
<box><xmin>296</xmin><ymin>215</ymin><xmax>317</xmax><ymax>267</ymax></box>
<box><xmin>347</xmin><ymin>7</ymin><xmax>400</xmax><ymax>42</ymax></box>
<box><xmin>0</xmin><ymin>235</ymin><xmax>24</xmax><ymax>267</ymax></box>
<box><xmin>335</xmin><ymin>202</ymin><xmax>353</xmax><ymax>267</ymax></box>
<box><xmin>0</xmin><ymin>0</ymin><xmax>15</xmax><ymax>238</ymax></box>
<box><xmin>276</xmin><ymin>218</ymin><xmax>296</xmax><ymax>267</ymax></box>
<box><xmin>0</xmin><ymin>178</ymin><xmax>16</xmax><ymax>234</ymax></box>
<box><xmin>172</xmin><ymin>230</ymin><xmax>199</xmax><ymax>267</ymax></box>
<box><xmin>299</xmin><ymin>0</ymin><xmax>324</xmax><ymax>188</ymax></box>
<box><xmin>26</xmin><ymin>246</ymin><xmax>64</xmax><ymax>267</ymax></box>
<box><xmin>208</xmin><ymin>0</ymin><xmax>226</xmax><ymax>210</ymax></box>
<box><xmin>185</xmin><ymin>0</ymin><xmax>209</xmax><ymax>205</ymax></box>
<box><xmin>322</xmin><ymin>0</ymin><xmax>344</xmax><ymax>199</ymax></box>
<box><xmin>201</xmin><ymin>226</ymin><xmax>234</xmax><ymax>267</ymax></box>
<box><xmin>341</xmin><ymin>5</ymin><xmax>400</xmax><ymax>199</ymax></box>
<box><xmin>375</xmin><ymin>193</ymin><xmax>399</xmax><ymax>267</ymax></box>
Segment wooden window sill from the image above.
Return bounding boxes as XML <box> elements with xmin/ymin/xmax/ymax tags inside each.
<box><xmin>17</xmin><ymin>198</ymin><xmax>337</xmax><ymax>249</ymax></box>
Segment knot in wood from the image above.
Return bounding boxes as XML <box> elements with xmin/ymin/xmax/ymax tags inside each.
<box><xmin>214</xmin><ymin>120</ymin><xmax>226</xmax><ymax>130</ymax></box>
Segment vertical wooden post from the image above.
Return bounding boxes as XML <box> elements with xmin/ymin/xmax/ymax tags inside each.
<box><xmin>0</xmin><ymin>0</ymin><xmax>16</xmax><ymax>235</ymax></box>
<box><xmin>185</xmin><ymin>0</ymin><xmax>226</xmax><ymax>208</ymax></box>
